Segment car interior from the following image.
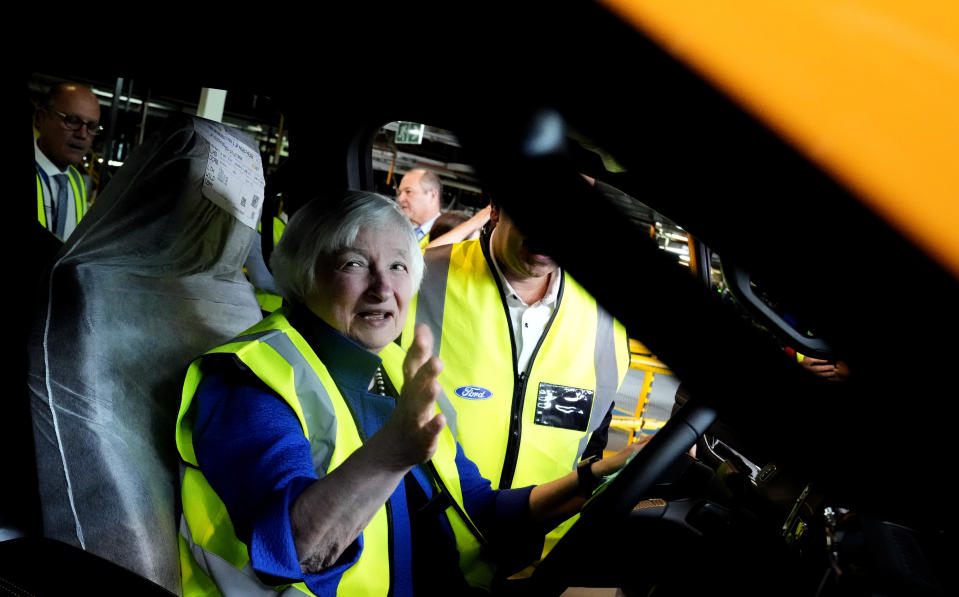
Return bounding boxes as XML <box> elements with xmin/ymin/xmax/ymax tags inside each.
<box><xmin>6</xmin><ymin>2</ymin><xmax>957</xmax><ymax>596</ymax></box>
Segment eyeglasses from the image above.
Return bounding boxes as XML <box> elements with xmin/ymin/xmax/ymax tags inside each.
<box><xmin>46</xmin><ymin>107</ymin><xmax>103</xmax><ymax>136</ymax></box>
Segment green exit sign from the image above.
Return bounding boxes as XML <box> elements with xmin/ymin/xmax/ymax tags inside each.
<box><xmin>396</xmin><ymin>121</ymin><xmax>425</xmax><ymax>144</ymax></box>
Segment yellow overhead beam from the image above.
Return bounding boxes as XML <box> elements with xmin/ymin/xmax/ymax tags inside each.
<box><xmin>602</xmin><ymin>0</ymin><xmax>959</xmax><ymax>278</ymax></box>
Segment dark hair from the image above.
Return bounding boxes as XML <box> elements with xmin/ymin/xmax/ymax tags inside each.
<box><xmin>430</xmin><ymin>209</ymin><xmax>472</xmax><ymax>238</ymax></box>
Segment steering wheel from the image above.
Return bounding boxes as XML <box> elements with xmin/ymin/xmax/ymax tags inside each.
<box><xmin>525</xmin><ymin>400</ymin><xmax>717</xmax><ymax>595</ymax></box>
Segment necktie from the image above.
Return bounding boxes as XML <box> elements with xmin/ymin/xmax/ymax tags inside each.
<box><xmin>53</xmin><ymin>173</ymin><xmax>71</xmax><ymax>238</ymax></box>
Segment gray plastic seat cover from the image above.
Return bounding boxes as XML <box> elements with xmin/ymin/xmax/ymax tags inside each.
<box><xmin>26</xmin><ymin>114</ymin><xmax>266</xmax><ymax>593</ymax></box>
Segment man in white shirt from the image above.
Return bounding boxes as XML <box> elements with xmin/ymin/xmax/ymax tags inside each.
<box><xmin>402</xmin><ymin>199</ymin><xmax>631</xmax><ymax>565</ymax></box>
<box><xmin>396</xmin><ymin>168</ymin><xmax>442</xmax><ymax>245</ymax></box>
<box><xmin>487</xmin><ymin>205</ymin><xmax>563</xmax><ymax>374</ymax></box>
<box><xmin>405</xmin><ymin>199</ymin><xmax>630</xmax><ymax>487</ymax></box>
<box><xmin>35</xmin><ymin>82</ymin><xmax>101</xmax><ymax>241</ymax></box>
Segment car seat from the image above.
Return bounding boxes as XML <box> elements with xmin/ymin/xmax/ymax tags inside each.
<box><xmin>21</xmin><ymin>114</ymin><xmax>265</xmax><ymax>593</ymax></box>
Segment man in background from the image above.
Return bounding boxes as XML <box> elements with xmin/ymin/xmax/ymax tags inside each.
<box><xmin>35</xmin><ymin>82</ymin><xmax>100</xmax><ymax>242</ymax></box>
<box><xmin>396</xmin><ymin>168</ymin><xmax>442</xmax><ymax>248</ymax></box>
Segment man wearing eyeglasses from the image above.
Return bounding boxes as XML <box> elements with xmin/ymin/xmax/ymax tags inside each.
<box><xmin>35</xmin><ymin>82</ymin><xmax>101</xmax><ymax>241</ymax></box>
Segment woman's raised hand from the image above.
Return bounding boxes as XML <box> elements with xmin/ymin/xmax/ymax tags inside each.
<box><xmin>383</xmin><ymin>324</ymin><xmax>447</xmax><ymax>469</ymax></box>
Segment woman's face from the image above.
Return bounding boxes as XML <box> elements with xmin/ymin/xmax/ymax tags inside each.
<box><xmin>306</xmin><ymin>226</ymin><xmax>414</xmax><ymax>353</ymax></box>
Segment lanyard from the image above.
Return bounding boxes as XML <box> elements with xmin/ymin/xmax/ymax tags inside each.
<box><xmin>37</xmin><ymin>163</ymin><xmax>74</xmax><ymax>205</ymax></box>
<box><xmin>35</xmin><ymin>162</ymin><xmax>49</xmax><ymax>184</ymax></box>
<box><xmin>36</xmin><ymin>163</ymin><xmax>55</xmax><ymax>208</ymax></box>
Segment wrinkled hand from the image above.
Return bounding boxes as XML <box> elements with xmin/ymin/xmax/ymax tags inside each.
<box><xmin>382</xmin><ymin>324</ymin><xmax>447</xmax><ymax>469</ymax></box>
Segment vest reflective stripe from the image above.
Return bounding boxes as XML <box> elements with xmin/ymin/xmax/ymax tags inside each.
<box><xmin>35</xmin><ymin>166</ymin><xmax>87</xmax><ymax>230</ymax></box>
<box><xmin>413</xmin><ymin>243</ymin><xmax>453</xmax><ymax>359</ymax></box>
<box><xmin>177</xmin><ymin>311</ymin><xmax>490</xmax><ymax>595</ymax></box>
<box><xmin>379</xmin><ymin>341</ymin><xmax>461</xmax><ymax>441</ymax></box>
<box><xmin>379</xmin><ymin>343</ymin><xmax>493</xmax><ymax>588</ymax></box>
<box><xmin>176</xmin><ymin>312</ymin><xmax>387</xmax><ymax>596</ymax></box>
<box><xmin>178</xmin><ymin>477</ymin><xmax>308</xmax><ymax>597</ymax></box>
<box><xmin>583</xmin><ymin>305</ymin><xmax>620</xmax><ymax>462</ymax></box>
<box><xmin>530</xmin><ymin>307</ymin><xmax>623</xmax><ymax>564</ymax></box>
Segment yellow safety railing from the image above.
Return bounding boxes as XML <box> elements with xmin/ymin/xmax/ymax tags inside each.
<box><xmin>610</xmin><ymin>338</ymin><xmax>673</xmax><ymax>446</ymax></box>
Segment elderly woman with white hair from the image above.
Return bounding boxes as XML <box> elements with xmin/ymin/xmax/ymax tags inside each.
<box><xmin>174</xmin><ymin>191</ymin><xmax>640</xmax><ymax>596</ymax></box>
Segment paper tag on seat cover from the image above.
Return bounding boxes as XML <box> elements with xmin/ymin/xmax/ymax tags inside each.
<box><xmin>195</xmin><ymin>118</ymin><xmax>265</xmax><ymax>230</ymax></box>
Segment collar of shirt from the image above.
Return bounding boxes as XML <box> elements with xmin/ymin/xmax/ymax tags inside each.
<box><xmin>487</xmin><ymin>231</ymin><xmax>562</xmax><ymax>373</ymax></box>
<box><xmin>488</xmin><ymin>227</ymin><xmax>561</xmax><ymax>309</ymax></box>
<box><xmin>287</xmin><ymin>303</ymin><xmax>381</xmax><ymax>394</ymax></box>
<box><xmin>35</xmin><ymin>137</ymin><xmax>69</xmax><ymax>177</ymax></box>
<box><xmin>417</xmin><ymin>212</ymin><xmax>441</xmax><ymax>238</ymax></box>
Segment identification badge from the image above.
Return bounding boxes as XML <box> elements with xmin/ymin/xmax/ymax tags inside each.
<box><xmin>534</xmin><ymin>382</ymin><xmax>594</xmax><ymax>431</ymax></box>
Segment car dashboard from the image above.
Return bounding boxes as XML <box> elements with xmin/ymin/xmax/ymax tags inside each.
<box><xmin>626</xmin><ymin>429</ymin><xmax>952</xmax><ymax>597</ymax></box>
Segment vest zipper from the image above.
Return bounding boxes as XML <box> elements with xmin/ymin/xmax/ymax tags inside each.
<box><xmin>481</xmin><ymin>236</ymin><xmax>524</xmax><ymax>490</ymax></box>
<box><xmin>496</xmin><ymin>275</ymin><xmax>566</xmax><ymax>490</ymax></box>
<box><xmin>481</xmin><ymin>233</ymin><xmax>568</xmax><ymax>489</ymax></box>
<box><xmin>498</xmin><ymin>370</ymin><xmax>528</xmax><ymax>489</ymax></box>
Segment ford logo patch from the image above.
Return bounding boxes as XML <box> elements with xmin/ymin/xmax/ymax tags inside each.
<box><xmin>454</xmin><ymin>385</ymin><xmax>493</xmax><ymax>400</ymax></box>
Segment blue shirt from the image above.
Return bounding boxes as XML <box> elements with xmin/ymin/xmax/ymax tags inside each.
<box><xmin>192</xmin><ymin>306</ymin><xmax>542</xmax><ymax>595</ymax></box>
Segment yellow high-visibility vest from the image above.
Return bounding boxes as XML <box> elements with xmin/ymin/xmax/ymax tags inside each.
<box><xmin>36</xmin><ymin>165</ymin><xmax>87</xmax><ymax>234</ymax></box>
<box><xmin>175</xmin><ymin>310</ymin><xmax>491</xmax><ymax>596</ymax></box>
<box><xmin>401</xmin><ymin>238</ymin><xmax>629</xmax><ymax>561</ymax></box>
